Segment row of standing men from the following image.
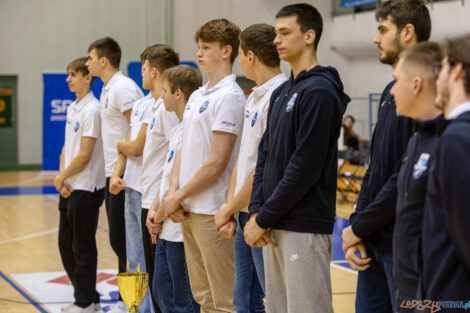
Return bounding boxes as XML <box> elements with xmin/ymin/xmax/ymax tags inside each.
<box><xmin>55</xmin><ymin>1</ymin><xmax>470</xmax><ymax>313</ymax></box>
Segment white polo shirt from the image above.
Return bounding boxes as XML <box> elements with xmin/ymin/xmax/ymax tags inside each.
<box><xmin>159</xmin><ymin>123</ymin><xmax>183</xmax><ymax>242</ymax></box>
<box><xmin>140</xmin><ymin>97</ymin><xmax>179</xmax><ymax>209</ymax></box>
<box><xmin>122</xmin><ymin>94</ymin><xmax>153</xmax><ymax>193</ymax></box>
<box><xmin>235</xmin><ymin>74</ymin><xmax>287</xmax><ymax>212</ymax></box>
<box><xmin>64</xmin><ymin>92</ymin><xmax>105</xmax><ymax>192</ymax></box>
<box><xmin>100</xmin><ymin>71</ymin><xmax>144</xmax><ymax>177</ymax></box>
<box><xmin>179</xmin><ymin>74</ymin><xmax>245</xmax><ymax>215</ymax></box>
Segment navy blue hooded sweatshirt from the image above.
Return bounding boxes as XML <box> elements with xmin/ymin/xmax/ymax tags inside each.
<box><xmin>248</xmin><ymin>66</ymin><xmax>350</xmax><ymax>233</ymax></box>
<box><xmin>349</xmin><ymin>81</ymin><xmax>413</xmax><ymax>252</ymax></box>
<box><xmin>422</xmin><ymin>110</ymin><xmax>470</xmax><ymax>305</ymax></box>
<box><xmin>393</xmin><ymin>115</ymin><xmax>446</xmax><ymax>302</ymax></box>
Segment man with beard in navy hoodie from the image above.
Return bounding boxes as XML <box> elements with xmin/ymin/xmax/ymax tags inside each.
<box><xmin>342</xmin><ymin>1</ymin><xmax>431</xmax><ymax>312</ymax></box>
<box><xmin>389</xmin><ymin>42</ymin><xmax>445</xmax><ymax>311</ymax></box>
<box><xmin>243</xmin><ymin>4</ymin><xmax>349</xmax><ymax>313</ymax></box>
<box><xmin>421</xmin><ymin>34</ymin><xmax>470</xmax><ymax>311</ymax></box>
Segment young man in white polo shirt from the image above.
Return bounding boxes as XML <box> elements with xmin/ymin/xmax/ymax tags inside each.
<box><xmin>214</xmin><ymin>23</ymin><xmax>287</xmax><ymax>313</ymax></box>
<box><xmin>54</xmin><ymin>57</ymin><xmax>105</xmax><ymax>313</ymax></box>
<box><xmin>161</xmin><ymin>19</ymin><xmax>245</xmax><ymax>312</ymax></box>
<box><xmin>146</xmin><ymin>65</ymin><xmax>202</xmax><ymax>313</ymax></box>
<box><xmin>86</xmin><ymin>37</ymin><xmax>143</xmax><ymax>313</ymax></box>
<box><xmin>133</xmin><ymin>45</ymin><xmax>180</xmax><ymax>310</ymax></box>
<box><xmin>108</xmin><ymin>45</ymin><xmax>173</xmax><ymax>313</ymax></box>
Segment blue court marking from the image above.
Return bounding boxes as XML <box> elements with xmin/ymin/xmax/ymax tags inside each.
<box><xmin>332</xmin><ymin>216</ymin><xmax>351</xmax><ymax>269</ymax></box>
<box><xmin>0</xmin><ymin>186</ymin><xmax>58</xmax><ymax>196</ymax></box>
<box><xmin>0</xmin><ymin>270</ymin><xmax>49</xmax><ymax>313</ymax></box>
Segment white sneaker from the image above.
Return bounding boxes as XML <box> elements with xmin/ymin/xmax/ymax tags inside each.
<box><xmin>61</xmin><ymin>303</ymin><xmax>73</xmax><ymax>311</ymax></box>
<box><xmin>62</xmin><ymin>303</ymin><xmax>94</xmax><ymax>313</ymax></box>
<box><xmin>107</xmin><ymin>301</ymin><xmax>128</xmax><ymax>313</ymax></box>
<box><xmin>62</xmin><ymin>303</ymin><xmax>102</xmax><ymax>312</ymax></box>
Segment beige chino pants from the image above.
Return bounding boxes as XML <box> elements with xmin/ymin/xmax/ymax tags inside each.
<box><xmin>181</xmin><ymin>212</ymin><xmax>236</xmax><ymax>313</ymax></box>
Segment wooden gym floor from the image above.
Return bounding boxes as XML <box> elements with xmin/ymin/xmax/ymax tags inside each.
<box><xmin>0</xmin><ymin>171</ymin><xmax>357</xmax><ymax>313</ymax></box>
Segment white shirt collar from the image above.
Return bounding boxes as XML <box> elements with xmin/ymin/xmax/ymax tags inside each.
<box><xmin>201</xmin><ymin>74</ymin><xmax>236</xmax><ymax>95</ymax></box>
<box><xmin>152</xmin><ymin>96</ymin><xmax>164</xmax><ymax>111</ymax></box>
<box><xmin>72</xmin><ymin>92</ymin><xmax>93</xmax><ymax>112</ymax></box>
<box><xmin>103</xmin><ymin>71</ymin><xmax>123</xmax><ymax>90</ymax></box>
<box><xmin>447</xmin><ymin>101</ymin><xmax>470</xmax><ymax>119</ymax></box>
<box><xmin>251</xmin><ymin>74</ymin><xmax>287</xmax><ymax>100</ymax></box>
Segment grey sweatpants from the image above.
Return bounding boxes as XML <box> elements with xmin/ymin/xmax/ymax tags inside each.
<box><xmin>263</xmin><ymin>230</ymin><xmax>334</xmax><ymax>313</ymax></box>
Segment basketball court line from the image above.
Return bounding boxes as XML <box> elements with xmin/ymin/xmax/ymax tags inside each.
<box><xmin>0</xmin><ymin>270</ymin><xmax>49</xmax><ymax>313</ymax></box>
<box><xmin>0</xmin><ymin>228</ymin><xmax>59</xmax><ymax>245</ymax></box>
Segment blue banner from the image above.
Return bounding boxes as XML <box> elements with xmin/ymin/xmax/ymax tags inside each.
<box><xmin>42</xmin><ymin>73</ymin><xmax>103</xmax><ymax>170</ymax></box>
<box><xmin>127</xmin><ymin>60</ymin><xmax>199</xmax><ymax>97</ymax></box>
<box><xmin>340</xmin><ymin>0</ymin><xmax>377</xmax><ymax>8</ymax></box>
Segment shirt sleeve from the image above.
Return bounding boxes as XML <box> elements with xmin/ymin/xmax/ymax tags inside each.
<box><xmin>439</xmin><ymin>131</ymin><xmax>470</xmax><ymax>273</ymax></box>
<box><xmin>81</xmin><ymin>108</ymin><xmax>100</xmax><ymax>138</ymax></box>
<box><xmin>254</xmin><ymin>89</ymin><xmax>340</xmax><ymax>228</ymax></box>
<box><xmin>113</xmin><ymin>84</ymin><xmax>144</xmax><ymax>113</ymax></box>
<box><xmin>350</xmin><ymin>167</ymin><xmax>400</xmax><ymax>239</ymax></box>
<box><xmin>161</xmin><ymin>109</ymin><xmax>179</xmax><ymax>140</ymax></box>
<box><xmin>248</xmin><ymin>89</ymin><xmax>278</xmax><ymax>216</ymax></box>
<box><xmin>142</xmin><ymin>100</ymin><xmax>154</xmax><ymax>125</ymax></box>
<box><xmin>212</xmin><ymin>92</ymin><xmax>244</xmax><ymax>136</ymax></box>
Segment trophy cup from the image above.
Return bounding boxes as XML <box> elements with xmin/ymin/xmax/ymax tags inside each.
<box><xmin>117</xmin><ymin>272</ymin><xmax>149</xmax><ymax>313</ymax></box>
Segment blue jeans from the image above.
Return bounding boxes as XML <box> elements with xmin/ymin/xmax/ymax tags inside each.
<box><xmin>356</xmin><ymin>247</ymin><xmax>398</xmax><ymax>313</ymax></box>
<box><xmin>153</xmin><ymin>239</ymin><xmax>199</xmax><ymax>313</ymax></box>
<box><xmin>124</xmin><ymin>188</ymin><xmax>154</xmax><ymax>313</ymax></box>
<box><xmin>233</xmin><ymin>212</ymin><xmax>265</xmax><ymax>313</ymax></box>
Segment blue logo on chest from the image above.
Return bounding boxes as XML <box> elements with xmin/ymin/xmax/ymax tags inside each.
<box><xmin>167</xmin><ymin>150</ymin><xmax>174</xmax><ymax>163</ymax></box>
<box><xmin>139</xmin><ymin>110</ymin><xmax>145</xmax><ymax>122</ymax></box>
<box><xmin>73</xmin><ymin>121</ymin><xmax>79</xmax><ymax>132</ymax></box>
<box><xmin>199</xmin><ymin>100</ymin><xmax>209</xmax><ymax>113</ymax></box>
<box><xmin>150</xmin><ymin>117</ymin><xmax>156</xmax><ymax>130</ymax></box>
<box><xmin>286</xmin><ymin>93</ymin><xmax>297</xmax><ymax>112</ymax></box>
<box><xmin>413</xmin><ymin>153</ymin><xmax>430</xmax><ymax>179</ymax></box>
<box><xmin>251</xmin><ymin>112</ymin><xmax>258</xmax><ymax>127</ymax></box>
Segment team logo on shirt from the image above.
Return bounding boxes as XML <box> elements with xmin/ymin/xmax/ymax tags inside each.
<box><xmin>286</xmin><ymin>93</ymin><xmax>297</xmax><ymax>112</ymax></box>
<box><xmin>251</xmin><ymin>112</ymin><xmax>258</xmax><ymax>127</ymax></box>
<box><xmin>167</xmin><ymin>150</ymin><xmax>174</xmax><ymax>163</ymax></box>
<box><xmin>245</xmin><ymin>110</ymin><xmax>250</xmax><ymax>118</ymax></box>
<box><xmin>105</xmin><ymin>97</ymin><xmax>109</xmax><ymax>109</ymax></box>
<box><xmin>73</xmin><ymin>121</ymin><xmax>79</xmax><ymax>132</ymax></box>
<box><xmin>139</xmin><ymin>110</ymin><xmax>145</xmax><ymax>122</ymax></box>
<box><xmin>199</xmin><ymin>100</ymin><xmax>209</xmax><ymax>113</ymax></box>
<box><xmin>186</xmin><ymin>103</ymin><xmax>191</xmax><ymax>111</ymax></box>
<box><xmin>413</xmin><ymin>153</ymin><xmax>430</xmax><ymax>179</ymax></box>
<box><xmin>150</xmin><ymin>117</ymin><xmax>156</xmax><ymax>130</ymax></box>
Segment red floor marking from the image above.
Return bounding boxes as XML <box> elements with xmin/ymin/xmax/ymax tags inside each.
<box><xmin>106</xmin><ymin>277</ymin><xmax>118</xmax><ymax>286</ymax></box>
<box><xmin>47</xmin><ymin>272</ymin><xmax>116</xmax><ymax>285</ymax></box>
<box><xmin>47</xmin><ymin>275</ymin><xmax>71</xmax><ymax>285</ymax></box>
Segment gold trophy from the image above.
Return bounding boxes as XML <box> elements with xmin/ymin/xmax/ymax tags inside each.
<box><xmin>117</xmin><ymin>264</ymin><xmax>149</xmax><ymax>313</ymax></box>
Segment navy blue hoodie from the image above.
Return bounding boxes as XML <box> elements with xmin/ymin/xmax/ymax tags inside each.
<box><xmin>349</xmin><ymin>81</ymin><xmax>413</xmax><ymax>252</ymax></box>
<box><xmin>422</xmin><ymin>111</ymin><xmax>470</xmax><ymax>306</ymax></box>
<box><xmin>248</xmin><ymin>66</ymin><xmax>350</xmax><ymax>233</ymax></box>
<box><xmin>393</xmin><ymin>115</ymin><xmax>446</xmax><ymax>302</ymax></box>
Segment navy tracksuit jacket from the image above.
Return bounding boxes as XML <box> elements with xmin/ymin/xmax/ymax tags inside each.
<box><xmin>249</xmin><ymin>65</ymin><xmax>350</xmax><ymax>234</ymax></box>
<box><xmin>350</xmin><ymin>81</ymin><xmax>413</xmax><ymax>253</ymax></box>
<box><xmin>393</xmin><ymin>116</ymin><xmax>446</xmax><ymax>302</ymax></box>
<box><xmin>422</xmin><ymin>111</ymin><xmax>470</xmax><ymax>307</ymax></box>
